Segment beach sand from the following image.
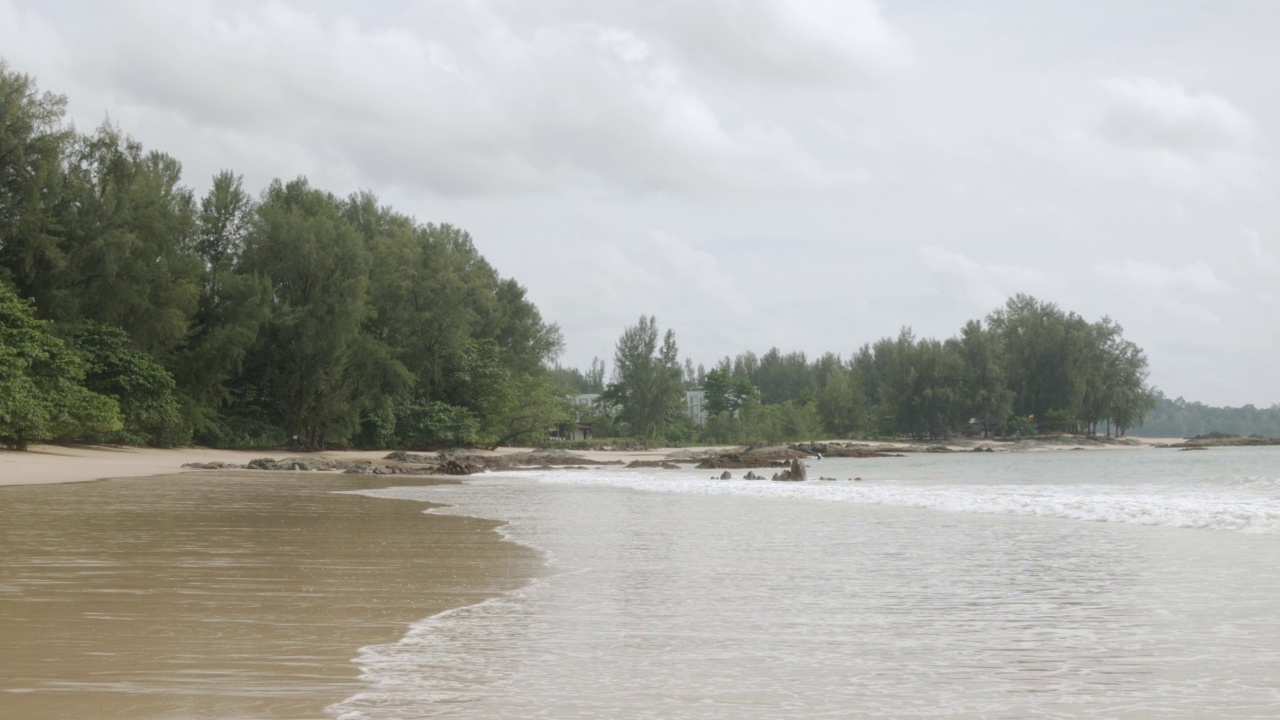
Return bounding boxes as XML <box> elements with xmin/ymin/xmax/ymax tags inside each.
<box><xmin>0</xmin><ymin>469</ymin><xmax>542</xmax><ymax>719</ymax></box>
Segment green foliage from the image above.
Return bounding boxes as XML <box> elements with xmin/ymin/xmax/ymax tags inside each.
<box><xmin>816</xmin><ymin>364</ymin><xmax>867</xmax><ymax>438</ymax></box>
<box><xmin>0</xmin><ymin>284</ymin><xmax>121</xmax><ymax>449</ymax></box>
<box><xmin>71</xmin><ymin>322</ymin><xmax>187</xmax><ymax>446</ymax></box>
<box><xmin>1006</xmin><ymin>415</ymin><xmax>1035</xmax><ymax>437</ymax></box>
<box><xmin>601</xmin><ymin>316</ymin><xmax>684</xmax><ymax>439</ymax></box>
<box><xmin>397</xmin><ymin>401</ymin><xmax>481</xmax><ymax>449</ymax></box>
<box><xmin>703</xmin><ymin>364</ymin><xmax>755</xmax><ymax>416</ymax></box>
<box><xmin>1130</xmin><ymin>393</ymin><xmax>1275</xmax><ymax>439</ymax></box>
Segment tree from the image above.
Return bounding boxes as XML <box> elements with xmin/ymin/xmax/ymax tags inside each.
<box><xmin>0</xmin><ymin>284</ymin><xmax>120</xmax><ymax>449</ymax></box>
<box><xmin>816</xmin><ymin>364</ymin><xmax>867</xmax><ymax>438</ymax></box>
<box><xmin>703</xmin><ymin>363</ymin><xmax>754</xmax><ymax>416</ymax></box>
<box><xmin>70</xmin><ymin>322</ymin><xmax>186</xmax><ymax>446</ymax></box>
<box><xmin>54</xmin><ymin>125</ymin><xmax>203</xmax><ymax>359</ymax></box>
<box><xmin>601</xmin><ymin>315</ymin><xmax>684</xmax><ymax>438</ymax></box>
<box><xmin>0</xmin><ymin>63</ymin><xmax>75</xmax><ymax>305</ymax></box>
<box><xmin>176</xmin><ymin>172</ymin><xmax>271</xmax><ymax>439</ymax></box>
<box><xmin>954</xmin><ymin>319</ymin><xmax>1013</xmax><ymax>436</ymax></box>
<box><xmin>238</xmin><ymin>179</ymin><xmax>372</xmax><ymax>449</ymax></box>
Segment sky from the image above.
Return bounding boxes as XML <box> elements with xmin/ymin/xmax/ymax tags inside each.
<box><xmin>2</xmin><ymin>0</ymin><xmax>1276</xmax><ymax>407</ymax></box>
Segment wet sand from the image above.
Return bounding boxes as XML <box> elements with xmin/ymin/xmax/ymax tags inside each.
<box><xmin>0</xmin><ymin>470</ymin><xmax>541</xmax><ymax>719</ymax></box>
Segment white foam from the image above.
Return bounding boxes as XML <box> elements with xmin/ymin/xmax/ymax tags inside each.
<box><xmin>477</xmin><ymin>468</ymin><xmax>1280</xmax><ymax>534</ymax></box>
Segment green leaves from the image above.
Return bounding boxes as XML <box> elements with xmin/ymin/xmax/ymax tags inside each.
<box><xmin>602</xmin><ymin>316</ymin><xmax>685</xmax><ymax>439</ymax></box>
<box><xmin>0</xmin><ymin>284</ymin><xmax>121</xmax><ymax>449</ymax></box>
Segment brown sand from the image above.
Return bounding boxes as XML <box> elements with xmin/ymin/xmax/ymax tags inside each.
<box><xmin>0</xmin><ymin>470</ymin><xmax>541</xmax><ymax>719</ymax></box>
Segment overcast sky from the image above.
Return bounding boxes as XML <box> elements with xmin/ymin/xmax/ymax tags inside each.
<box><xmin>3</xmin><ymin>0</ymin><xmax>1276</xmax><ymax>406</ymax></box>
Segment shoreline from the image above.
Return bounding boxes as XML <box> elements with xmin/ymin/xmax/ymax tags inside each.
<box><xmin>0</xmin><ymin>437</ymin><xmax>1185</xmax><ymax>488</ymax></box>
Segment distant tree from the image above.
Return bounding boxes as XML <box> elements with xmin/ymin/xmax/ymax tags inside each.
<box><xmin>816</xmin><ymin>364</ymin><xmax>867</xmax><ymax>438</ymax></box>
<box><xmin>954</xmin><ymin>319</ymin><xmax>1013</xmax><ymax>436</ymax></box>
<box><xmin>703</xmin><ymin>363</ymin><xmax>755</xmax><ymax>416</ymax></box>
<box><xmin>601</xmin><ymin>315</ymin><xmax>684</xmax><ymax>438</ymax></box>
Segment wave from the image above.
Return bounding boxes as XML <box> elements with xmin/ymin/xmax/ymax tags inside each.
<box><xmin>487</xmin><ymin>469</ymin><xmax>1280</xmax><ymax>534</ymax></box>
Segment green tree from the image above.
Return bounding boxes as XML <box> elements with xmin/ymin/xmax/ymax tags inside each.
<box><xmin>70</xmin><ymin>322</ymin><xmax>186</xmax><ymax>446</ymax></box>
<box><xmin>601</xmin><ymin>315</ymin><xmax>684</xmax><ymax>438</ymax></box>
<box><xmin>0</xmin><ymin>63</ymin><xmax>74</xmax><ymax>303</ymax></box>
<box><xmin>954</xmin><ymin>319</ymin><xmax>1013</xmax><ymax>435</ymax></box>
<box><xmin>176</xmin><ymin>171</ymin><xmax>271</xmax><ymax>439</ymax></box>
<box><xmin>0</xmin><ymin>285</ymin><xmax>120</xmax><ymax>449</ymax></box>
<box><xmin>703</xmin><ymin>363</ymin><xmax>754</xmax><ymax>416</ymax></box>
<box><xmin>53</xmin><ymin>125</ymin><xmax>202</xmax><ymax>359</ymax></box>
<box><xmin>816</xmin><ymin>364</ymin><xmax>867</xmax><ymax>438</ymax></box>
<box><xmin>239</xmin><ymin>179</ymin><xmax>372</xmax><ymax>449</ymax></box>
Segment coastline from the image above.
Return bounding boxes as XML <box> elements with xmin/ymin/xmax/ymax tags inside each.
<box><xmin>0</xmin><ymin>437</ymin><xmax>1183</xmax><ymax>488</ymax></box>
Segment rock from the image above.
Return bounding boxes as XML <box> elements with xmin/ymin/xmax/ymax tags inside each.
<box><xmin>486</xmin><ymin>451</ymin><xmax>624</xmax><ymax>470</ymax></box>
<box><xmin>181</xmin><ymin>461</ymin><xmax>242</xmax><ymax>470</ymax></box>
<box><xmin>246</xmin><ymin>457</ymin><xmax>340</xmax><ymax>471</ymax></box>
<box><xmin>440</xmin><ymin>459</ymin><xmax>482</xmax><ymax>475</ymax></box>
<box><xmin>720</xmin><ymin>471</ymin><xmax>733</xmax><ymax>480</ymax></box>
<box><xmin>383</xmin><ymin>451</ymin><xmax>438</xmax><ymax>464</ymax></box>
<box><xmin>743</xmin><ymin>471</ymin><xmax>763</xmax><ymax>480</ymax></box>
<box><xmin>771</xmin><ymin>458</ymin><xmax>807</xmax><ymax>482</ymax></box>
<box><xmin>626</xmin><ymin>460</ymin><xmax>681</xmax><ymax>469</ymax></box>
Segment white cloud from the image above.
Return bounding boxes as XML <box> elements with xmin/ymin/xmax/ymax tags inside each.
<box><xmin>7</xmin><ymin>0</ymin><xmax>835</xmax><ymax>197</ymax></box>
<box><xmin>1062</xmin><ymin>77</ymin><xmax>1268</xmax><ymax>198</ymax></box>
<box><xmin>653</xmin><ymin>0</ymin><xmax>912</xmax><ymax>84</ymax></box>
<box><xmin>1093</xmin><ymin>259</ymin><xmax>1230</xmax><ymax>294</ymax></box>
<box><xmin>919</xmin><ymin>246</ymin><xmax>1044</xmax><ymax>310</ymax></box>
<box><xmin>1098</xmin><ymin>77</ymin><xmax>1258</xmax><ymax>153</ymax></box>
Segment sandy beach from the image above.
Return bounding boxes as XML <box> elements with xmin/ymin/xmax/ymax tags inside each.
<box><xmin>0</xmin><ymin>438</ymin><xmax>1178</xmax><ymax>489</ymax></box>
<box><xmin>0</xmin><ymin>444</ymin><xmax>707</xmax><ymax>488</ymax></box>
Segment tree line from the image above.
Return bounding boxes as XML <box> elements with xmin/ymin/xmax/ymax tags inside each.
<box><xmin>1132</xmin><ymin>394</ymin><xmax>1280</xmax><ymax>439</ymax></box>
<box><xmin>566</xmin><ymin>294</ymin><xmax>1157</xmax><ymax>445</ymax></box>
<box><xmin>0</xmin><ymin>63</ymin><xmax>566</xmax><ymax>450</ymax></box>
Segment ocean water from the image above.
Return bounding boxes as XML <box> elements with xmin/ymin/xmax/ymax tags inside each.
<box><xmin>334</xmin><ymin>448</ymin><xmax>1280</xmax><ymax>719</ymax></box>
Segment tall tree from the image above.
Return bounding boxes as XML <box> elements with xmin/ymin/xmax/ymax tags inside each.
<box><xmin>602</xmin><ymin>315</ymin><xmax>684</xmax><ymax>438</ymax></box>
<box><xmin>955</xmin><ymin>319</ymin><xmax>1013</xmax><ymax>435</ymax></box>
<box><xmin>0</xmin><ymin>63</ymin><xmax>74</xmax><ymax>303</ymax></box>
<box><xmin>239</xmin><ymin>178</ymin><xmax>372</xmax><ymax>449</ymax></box>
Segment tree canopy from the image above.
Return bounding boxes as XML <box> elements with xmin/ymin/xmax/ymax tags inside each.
<box><xmin>0</xmin><ymin>63</ymin><xmax>565</xmax><ymax>450</ymax></box>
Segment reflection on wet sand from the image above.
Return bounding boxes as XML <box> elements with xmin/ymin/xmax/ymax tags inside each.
<box><xmin>0</xmin><ymin>471</ymin><xmax>538</xmax><ymax>719</ymax></box>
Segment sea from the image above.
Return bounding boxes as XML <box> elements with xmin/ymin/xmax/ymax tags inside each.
<box><xmin>332</xmin><ymin>447</ymin><xmax>1280</xmax><ymax>719</ymax></box>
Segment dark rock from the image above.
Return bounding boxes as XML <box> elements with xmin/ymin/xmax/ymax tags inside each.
<box><xmin>719</xmin><ymin>471</ymin><xmax>733</xmax><ymax>480</ymax></box>
<box><xmin>383</xmin><ymin>451</ymin><xmax>438</xmax><ymax>464</ymax></box>
<box><xmin>181</xmin><ymin>461</ymin><xmax>242</xmax><ymax>470</ymax></box>
<box><xmin>772</xmin><ymin>458</ymin><xmax>807</xmax><ymax>482</ymax></box>
<box><xmin>627</xmin><ymin>460</ymin><xmax>681</xmax><ymax>469</ymax></box>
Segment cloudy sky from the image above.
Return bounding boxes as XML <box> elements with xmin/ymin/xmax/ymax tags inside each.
<box><xmin>3</xmin><ymin>0</ymin><xmax>1276</xmax><ymax>406</ymax></box>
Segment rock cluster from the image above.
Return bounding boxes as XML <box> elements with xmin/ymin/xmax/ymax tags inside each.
<box><xmin>181</xmin><ymin>448</ymin><xmax>618</xmax><ymax>477</ymax></box>
<box><xmin>771</xmin><ymin>459</ymin><xmax>807</xmax><ymax>482</ymax></box>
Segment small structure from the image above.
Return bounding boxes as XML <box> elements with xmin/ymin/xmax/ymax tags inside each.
<box><xmin>549</xmin><ymin>422</ymin><xmax>594</xmax><ymax>441</ymax></box>
<box><xmin>685</xmin><ymin>389</ymin><xmax>707</xmax><ymax>426</ymax></box>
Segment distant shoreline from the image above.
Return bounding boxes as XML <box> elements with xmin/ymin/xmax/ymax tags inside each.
<box><xmin>0</xmin><ymin>437</ymin><xmax>1188</xmax><ymax>489</ymax></box>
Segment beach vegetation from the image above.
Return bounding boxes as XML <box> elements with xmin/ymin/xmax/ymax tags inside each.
<box><xmin>0</xmin><ymin>284</ymin><xmax>121</xmax><ymax>449</ymax></box>
<box><xmin>0</xmin><ymin>64</ymin><xmax>567</xmax><ymax>451</ymax></box>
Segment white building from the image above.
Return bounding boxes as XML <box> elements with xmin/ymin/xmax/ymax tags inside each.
<box><xmin>685</xmin><ymin>389</ymin><xmax>706</xmax><ymax>426</ymax></box>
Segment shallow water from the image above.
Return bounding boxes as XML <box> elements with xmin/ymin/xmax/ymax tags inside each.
<box><xmin>339</xmin><ymin>448</ymin><xmax>1280</xmax><ymax>719</ymax></box>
